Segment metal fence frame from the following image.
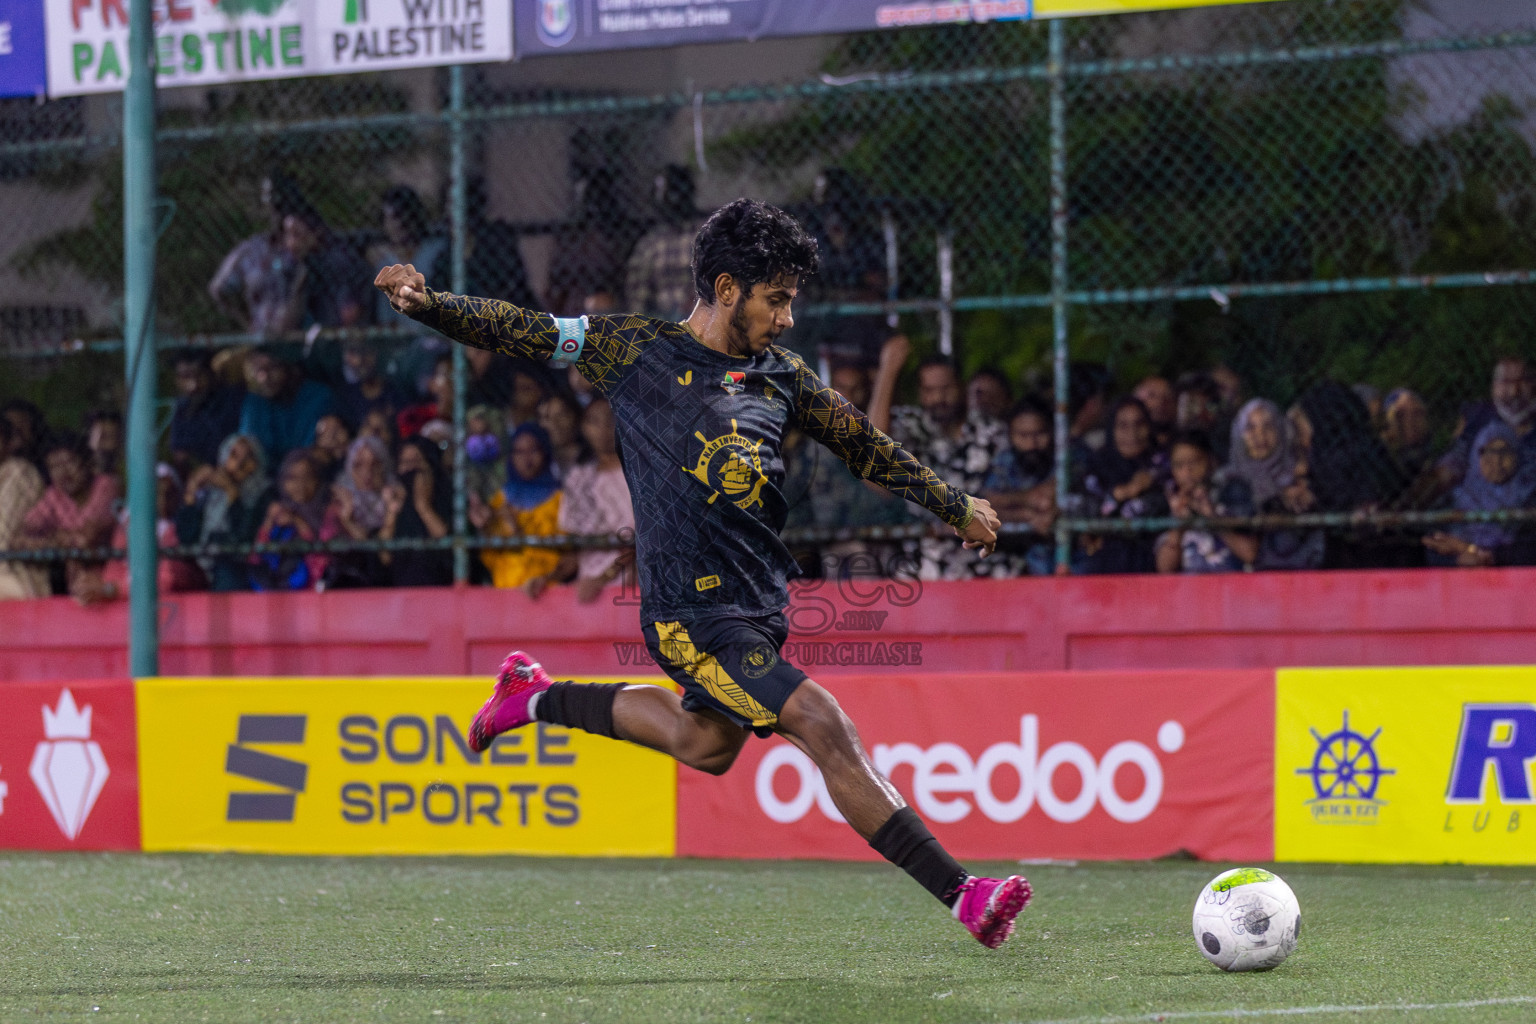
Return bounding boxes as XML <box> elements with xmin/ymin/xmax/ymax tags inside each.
<box><xmin>4</xmin><ymin>20</ymin><xmax>1536</xmax><ymax>671</ymax></box>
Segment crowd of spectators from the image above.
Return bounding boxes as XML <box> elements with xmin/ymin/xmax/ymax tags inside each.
<box><xmin>858</xmin><ymin>353</ymin><xmax>1536</xmax><ymax>580</ymax></box>
<box><xmin>4</xmin><ymin>165</ymin><xmax>1535</xmax><ymax>600</ymax></box>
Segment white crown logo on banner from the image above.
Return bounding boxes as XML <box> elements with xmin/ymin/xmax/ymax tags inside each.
<box><xmin>29</xmin><ymin>689</ymin><xmax>110</xmax><ymax>840</ymax></box>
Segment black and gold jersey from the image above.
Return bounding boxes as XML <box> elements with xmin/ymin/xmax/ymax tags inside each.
<box><xmin>409</xmin><ymin>291</ymin><xmax>975</xmax><ymax>623</ymax></box>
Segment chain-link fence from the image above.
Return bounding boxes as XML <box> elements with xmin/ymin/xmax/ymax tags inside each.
<box><xmin>3</xmin><ymin>0</ymin><xmax>1536</xmax><ymax>585</ymax></box>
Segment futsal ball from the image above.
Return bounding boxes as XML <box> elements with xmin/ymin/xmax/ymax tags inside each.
<box><xmin>1191</xmin><ymin>867</ymin><xmax>1301</xmax><ymax>972</ymax></box>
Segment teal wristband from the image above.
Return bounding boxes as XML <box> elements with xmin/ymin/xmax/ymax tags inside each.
<box><xmin>551</xmin><ymin>316</ymin><xmax>587</xmax><ymax>366</ymax></box>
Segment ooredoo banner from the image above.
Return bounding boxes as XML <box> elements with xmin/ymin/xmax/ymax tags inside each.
<box><xmin>1276</xmin><ymin>666</ymin><xmax>1536</xmax><ymax>865</ymax></box>
<box><xmin>677</xmin><ymin>670</ymin><xmax>1274</xmax><ymax>862</ymax></box>
<box><xmin>135</xmin><ymin>676</ymin><xmax>676</xmax><ymax>856</ymax></box>
<box><xmin>0</xmin><ymin>678</ymin><xmax>141</xmax><ymax>851</ymax></box>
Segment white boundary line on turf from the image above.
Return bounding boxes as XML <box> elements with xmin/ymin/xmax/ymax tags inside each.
<box><xmin>1022</xmin><ymin>995</ymin><xmax>1536</xmax><ymax>1024</ymax></box>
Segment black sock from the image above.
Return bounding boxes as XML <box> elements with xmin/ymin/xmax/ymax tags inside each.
<box><xmin>869</xmin><ymin>806</ymin><xmax>969</xmax><ymax>908</ymax></box>
<box><xmin>535</xmin><ymin>682</ymin><xmax>624</xmax><ymax>738</ymax></box>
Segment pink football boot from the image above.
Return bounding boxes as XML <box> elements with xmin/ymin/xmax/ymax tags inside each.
<box><xmin>467</xmin><ymin>651</ymin><xmax>554</xmax><ymax>753</ymax></box>
<box><xmin>953</xmin><ymin>875</ymin><xmax>1032</xmax><ymax>949</ymax></box>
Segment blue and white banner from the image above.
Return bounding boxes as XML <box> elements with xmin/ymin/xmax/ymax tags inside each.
<box><xmin>512</xmin><ymin>0</ymin><xmax>1282</xmax><ymax>58</ymax></box>
<box><xmin>0</xmin><ymin>0</ymin><xmax>47</xmax><ymax>98</ymax></box>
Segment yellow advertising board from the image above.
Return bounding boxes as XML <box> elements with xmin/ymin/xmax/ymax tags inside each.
<box><xmin>136</xmin><ymin>677</ymin><xmax>676</xmax><ymax>856</ymax></box>
<box><xmin>1036</xmin><ymin>0</ymin><xmax>1281</xmax><ymax>17</ymax></box>
<box><xmin>1276</xmin><ymin>667</ymin><xmax>1536</xmax><ymax>865</ymax></box>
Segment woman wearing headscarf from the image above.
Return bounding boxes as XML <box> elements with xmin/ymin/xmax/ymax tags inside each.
<box><xmin>471</xmin><ymin>423</ymin><xmax>562</xmax><ymax>591</ymax></box>
<box><xmin>250</xmin><ymin>450</ymin><xmax>337</xmax><ymax>590</ymax></box>
<box><xmin>177</xmin><ymin>433</ymin><xmax>274</xmax><ymax>592</ymax></box>
<box><xmin>1291</xmin><ymin>381</ymin><xmax>1412</xmax><ymax>567</ymax></box>
<box><xmin>324</xmin><ymin>434</ymin><xmax>397</xmax><ymax>588</ymax></box>
<box><xmin>1222</xmin><ymin>398</ymin><xmax>1324</xmax><ymax>571</ymax></box>
<box><xmin>380</xmin><ymin>436</ymin><xmax>453</xmax><ymax>587</ymax></box>
<box><xmin>1423</xmin><ymin>422</ymin><xmax>1536</xmax><ymax>567</ymax></box>
<box><xmin>1081</xmin><ymin>396</ymin><xmax>1167</xmax><ymax>573</ymax></box>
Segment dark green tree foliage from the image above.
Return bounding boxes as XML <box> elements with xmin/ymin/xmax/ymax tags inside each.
<box><xmin>714</xmin><ymin>0</ymin><xmax>1536</xmax><ymax>427</ymax></box>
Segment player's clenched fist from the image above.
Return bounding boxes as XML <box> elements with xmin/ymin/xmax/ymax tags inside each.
<box><xmin>374</xmin><ymin>263</ymin><xmax>428</xmax><ymax>314</ymax></box>
<box><xmin>957</xmin><ymin>495</ymin><xmax>1001</xmax><ymax>557</ymax></box>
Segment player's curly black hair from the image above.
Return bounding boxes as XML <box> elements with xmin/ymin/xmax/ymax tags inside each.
<box><xmin>691</xmin><ymin>198</ymin><xmax>819</xmax><ymax>304</ymax></box>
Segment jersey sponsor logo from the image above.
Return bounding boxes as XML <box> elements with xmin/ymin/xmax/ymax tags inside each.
<box><xmin>741</xmin><ymin>644</ymin><xmax>778</xmax><ymax>679</ymax></box>
<box><xmin>720</xmin><ymin>371</ymin><xmax>746</xmax><ymax>395</ymax></box>
<box><xmin>30</xmin><ymin>689</ymin><xmax>110</xmax><ymax>841</ymax></box>
<box><xmin>694</xmin><ymin>575</ymin><xmax>721</xmax><ymax>591</ymax></box>
<box><xmin>683</xmin><ymin>419</ymin><xmax>768</xmax><ymax>510</ymax></box>
<box><xmin>226</xmin><ymin>715</ymin><xmax>308</xmax><ymax>822</ymax></box>
<box><xmin>676</xmin><ymin>370</ymin><xmax>693</xmax><ymax>386</ymax></box>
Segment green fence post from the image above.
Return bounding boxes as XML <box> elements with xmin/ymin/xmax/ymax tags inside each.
<box><xmin>1049</xmin><ymin>18</ymin><xmax>1072</xmax><ymax>575</ymax></box>
<box><xmin>124</xmin><ymin>0</ymin><xmax>159</xmax><ymax>675</ymax></box>
<box><xmin>449</xmin><ymin>65</ymin><xmax>469</xmax><ymax>585</ymax></box>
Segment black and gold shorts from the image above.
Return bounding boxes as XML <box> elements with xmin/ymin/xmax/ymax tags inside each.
<box><xmin>642</xmin><ymin>613</ymin><xmax>807</xmax><ymax>737</ymax></box>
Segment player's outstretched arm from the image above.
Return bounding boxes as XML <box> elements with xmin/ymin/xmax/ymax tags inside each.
<box><xmin>790</xmin><ymin>358</ymin><xmax>998</xmax><ymax>556</ymax></box>
<box><xmin>374</xmin><ymin>262</ymin><xmax>568</xmax><ymax>363</ymax></box>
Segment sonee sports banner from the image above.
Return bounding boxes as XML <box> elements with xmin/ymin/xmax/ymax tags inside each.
<box><xmin>134</xmin><ymin>676</ymin><xmax>676</xmax><ymax>856</ymax></box>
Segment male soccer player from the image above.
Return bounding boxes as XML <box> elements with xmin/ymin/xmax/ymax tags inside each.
<box><xmin>374</xmin><ymin>198</ymin><xmax>1030</xmax><ymax>948</ymax></box>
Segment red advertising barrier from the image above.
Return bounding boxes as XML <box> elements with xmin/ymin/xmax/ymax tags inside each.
<box><xmin>677</xmin><ymin>670</ymin><xmax>1274</xmax><ymax>862</ymax></box>
<box><xmin>0</xmin><ymin>678</ymin><xmax>140</xmax><ymax>851</ymax></box>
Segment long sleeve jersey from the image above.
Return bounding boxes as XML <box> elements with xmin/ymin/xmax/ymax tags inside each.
<box><xmin>409</xmin><ymin>291</ymin><xmax>975</xmax><ymax>623</ymax></box>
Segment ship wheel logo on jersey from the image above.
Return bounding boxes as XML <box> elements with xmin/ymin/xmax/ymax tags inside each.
<box><xmin>684</xmin><ymin>419</ymin><xmax>767</xmax><ymax>510</ymax></box>
<box><xmin>720</xmin><ymin>371</ymin><xmax>746</xmax><ymax>395</ymax></box>
<box><xmin>1296</xmin><ymin>709</ymin><xmax>1395</xmax><ymax>826</ymax></box>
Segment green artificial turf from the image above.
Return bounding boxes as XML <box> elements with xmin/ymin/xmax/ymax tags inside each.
<box><xmin>0</xmin><ymin>855</ymin><xmax>1532</xmax><ymax>1023</ymax></box>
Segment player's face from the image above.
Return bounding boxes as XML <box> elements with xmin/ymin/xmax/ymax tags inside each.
<box><xmin>726</xmin><ymin>276</ymin><xmax>798</xmax><ymax>356</ymax></box>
